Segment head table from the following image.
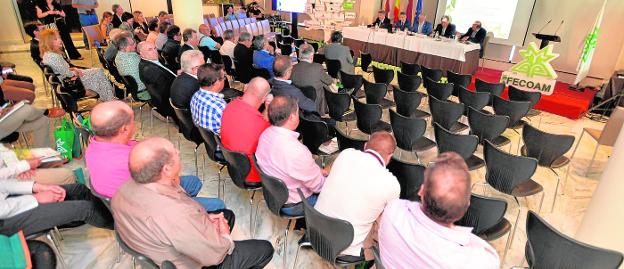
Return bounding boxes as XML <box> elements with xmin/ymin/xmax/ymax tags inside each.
<box><xmin>341</xmin><ymin>26</ymin><xmax>482</xmax><ymax>74</ymax></box>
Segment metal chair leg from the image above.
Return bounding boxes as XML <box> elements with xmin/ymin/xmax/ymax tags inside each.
<box><xmin>508</xmin><ymin>198</ymin><xmax>522</xmax><ymax>254</ymax></box>
<box><xmin>549</xmin><ymin>168</ymin><xmax>561</xmax><ymax>212</ymax></box>
<box><xmin>249</xmin><ymin>190</ymin><xmax>257</xmax><ymax>237</ymax></box>
<box><xmin>194</xmin><ymin>145</ymin><xmax>199</xmax><ymax>176</ymax></box>
<box><xmin>563</xmin><ymin>130</ymin><xmax>584</xmax><ymax>195</ymax></box>
<box><xmin>47</xmin><ymin>231</ymin><xmax>67</xmax><ymax>269</ymax></box>
<box><xmin>292</xmin><ymin>244</ymin><xmax>303</xmax><ymax>269</ymax></box>
<box><xmin>283</xmin><ymin>219</ymin><xmax>293</xmax><ymax>268</ymax></box>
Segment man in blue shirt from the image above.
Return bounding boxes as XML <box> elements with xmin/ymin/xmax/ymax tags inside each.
<box><xmin>252</xmin><ymin>35</ymin><xmax>276</xmax><ymax>79</ymax></box>
<box><xmin>412</xmin><ymin>14</ymin><xmax>433</xmax><ymax>35</ymax></box>
<box><xmin>198</xmin><ymin>24</ymin><xmax>221</xmax><ymax>51</ymax></box>
<box><xmin>190</xmin><ymin>63</ymin><xmax>228</xmax><ymax>135</ymax></box>
<box><xmin>72</xmin><ymin>0</ymin><xmax>99</xmax><ymax>49</ymax></box>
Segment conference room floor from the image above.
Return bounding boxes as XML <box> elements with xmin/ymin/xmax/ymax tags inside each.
<box><xmin>0</xmin><ymin>48</ymin><xmax>612</xmax><ymax>269</ymax></box>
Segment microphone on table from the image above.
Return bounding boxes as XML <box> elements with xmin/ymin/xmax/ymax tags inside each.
<box><xmin>537</xmin><ymin>19</ymin><xmax>552</xmax><ymax>34</ymax></box>
<box><xmin>554</xmin><ymin>20</ymin><xmax>564</xmax><ymax>36</ymax></box>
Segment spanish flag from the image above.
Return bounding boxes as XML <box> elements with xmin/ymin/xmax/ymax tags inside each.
<box><xmin>393</xmin><ymin>0</ymin><xmax>401</xmax><ymax>23</ymax></box>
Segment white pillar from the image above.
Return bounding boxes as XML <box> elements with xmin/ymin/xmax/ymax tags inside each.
<box><xmin>171</xmin><ymin>0</ymin><xmax>204</xmax><ymax>31</ymax></box>
<box><xmin>576</xmin><ymin>125</ymin><xmax>624</xmax><ymax>267</ymax></box>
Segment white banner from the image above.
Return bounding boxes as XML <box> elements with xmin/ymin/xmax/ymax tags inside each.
<box><xmin>574</xmin><ymin>0</ymin><xmax>608</xmax><ymax>85</ymax></box>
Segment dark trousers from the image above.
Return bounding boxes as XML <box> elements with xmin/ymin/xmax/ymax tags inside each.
<box><xmin>205</xmin><ymin>240</ymin><xmax>274</xmax><ymax>269</ymax></box>
<box><xmin>27</xmin><ymin>240</ymin><xmax>56</xmax><ymax>269</ymax></box>
<box><xmin>7</xmin><ymin>74</ymin><xmax>34</xmax><ymax>83</ymax></box>
<box><xmin>0</xmin><ymin>184</ymin><xmax>114</xmax><ymax>236</ymax></box>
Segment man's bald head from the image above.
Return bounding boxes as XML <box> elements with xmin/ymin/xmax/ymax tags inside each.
<box><xmin>420</xmin><ymin>152</ymin><xmax>471</xmax><ymax>225</ymax></box>
<box><xmin>364</xmin><ymin>131</ymin><xmax>397</xmax><ymax>165</ymax></box>
<box><xmin>273</xmin><ymin>55</ymin><xmax>293</xmax><ymax>79</ymax></box>
<box><xmin>129</xmin><ymin>137</ymin><xmax>175</xmax><ymax>184</ymax></box>
<box><xmin>242</xmin><ymin>77</ymin><xmax>271</xmax><ymax>107</ymax></box>
<box><xmin>91</xmin><ymin>100</ymin><xmax>133</xmax><ymax>138</ymax></box>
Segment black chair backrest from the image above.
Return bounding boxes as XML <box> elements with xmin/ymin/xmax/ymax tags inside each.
<box><xmin>458</xmin><ymin>85</ymin><xmax>490</xmax><ymax>114</ymax></box>
<box><xmin>475</xmin><ymin>78</ymin><xmax>505</xmax><ymax>104</ymax></box>
<box><xmin>387</xmin><ymin>156</ymin><xmax>425</xmax><ymax>201</ymax></box>
<box><xmin>508</xmin><ymin>85</ymin><xmax>541</xmax><ymax>109</ymax></box>
<box><xmin>275</xmin><ymin>34</ymin><xmax>283</xmax><ymax>44</ymax></box>
<box><xmin>221</xmin><ymin>55</ymin><xmax>235</xmax><ymax>76</ymax></box>
<box><xmin>363</xmin><ymin>79</ymin><xmax>388</xmax><ymax>105</ymax></box>
<box><xmin>280</xmin><ymin>43</ymin><xmax>292</xmax><ymax>56</ymax></box>
<box><xmin>360</xmin><ymin>52</ymin><xmax>372</xmax><ymax>72</ymax></box>
<box><xmin>169</xmin><ymin>99</ymin><xmax>203</xmax><ymax>145</ymax></box>
<box><xmin>433</xmin><ymin>122</ymin><xmax>478</xmax><ymax>160</ymax></box>
<box><xmin>115</xmin><ymin>231</ymin><xmax>159</xmax><ymax>269</ymax></box>
<box><xmin>335</xmin><ymin>128</ymin><xmax>366</xmax><ymax>151</ymax></box>
<box><xmin>424</xmin><ymin>77</ymin><xmax>453</xmax><ymax>101</ymax></box>
<box><xmin>283</xmin><ymin>36</ymin><xmax>294</xmax><ymax>45</ymax></box>
<box><xmin>253</xmin><ymin>155</ymin><xmax>290</xmax><ymax>216</ymax></box>
<box><xmin>197</xmin><ymin>126</ymin><xmax>223</xmax><ymax>163</ymax></box>
<box><xmin>483</xmin><ymin>140</ymin><xmax>537</xmax><ymax>194</ymax></box>
<box><xmin>298</xmin><ymin>115</ymin><xmax>331</xmax><ymax>155</ymax></box>
<box><xmin>253</xmin><ymin>66</ymin><xmax>271</xmax><ymax>80</ymax></box>
<box><xmin>326</xmin><ymin>59</ymin><xmax>341</xmax><ymax>79</ymax></box>
<box><xmin>421</xmin><ymin>66</ymin><xmax>443</xmax><ymax>82</ymax></box>
<box><xmin>339</xmin><ymin>71</ymin><xmax>363</xmax><ymax>93</ymax></box>
<box><xmin>324</xmin><ymin>87</ymin><xmax>352</xmax><ymax>122</ymax></box>
<box><xmin>300</xmin><ymin>86</ymin><xmax>317</xmax><ymax>102</ymax></box>
<box><xmin>467</xmin><ymin>106</ymin><xmax>509</xmax><ymax>144</ymax></box>
<box><xmin>492</xmin><ymin>96</ymin><xmax>531</xmax><ymax>128</ymax></box>
<box><xmin>310</xmin><ymin>42</ymin><xmax>319</xmax><ymax>52</ymax></box>
<box><xmin>522</xmin><ymin>123</ymin><xmax>574</xmax><ymax>167</ymax></box>
<box><xmin>219</xmin><ymin>141</ymin><xmax>252</xmax><ymax>189</ymax></box>
<box><xmin>526</xmin><ymin>211</ymin><xmax>624</xmax><ymax>269</ymax></box>
<box><xmin>106</xmin><ymin>60</ymin><xmax>125</xmax><ymax>83</ymax></box>
<box><xmin>428</xmin><ymin>95</ymin><xmax>464</xmax><ymax>131</ymax></box>
<box><xmin>400</xmin><ymin>61</ymin><xmax>420</xmax><ymax>76</ymax></box>
<box><xmin>393</xmin><ymin>87</ymin><xmax>425</xmax><ymax>118</ymax></box>
<box><xmin>96</xmin><ymin>47</ymin><xmax>108</xmax><ymax>69</ymax></box>
<box><xmin>446</xmin><ymin>71</ymin><xmax>472</xmax><ymax>90</ymax></box>
<box><xmin>294</xmin><ymin>39</ymin><xmax>305</xmax><ymax>47</ymax></box>
<box><xmin>313</xmin><ymin>53</ymin><xmax>325</xmax><ymax>65</ymax></box>
<box><xmin>121</xmin><ymin>75</ymin><xmax>142</xmax><ymax>101</ymax></box>
<box><xmin>209</xmin><ymin>49</ymin><xmax>224</xmax><ymax>64</ymax></box>
<box><xmin>397</xmin><ymin>71</ymin><xmax>422</xmax><ymax>92</ymax></box>
<box><xmin>298</xmin><ymin>189</ymin><xmax>355</xmax><ymax>264</ymax></box>
<box><xmin>456</xmin><ymin>194</ymin><xmax>508</xmax><ymax>236</ymax></box>
<box><xmin>53</xmin><ymin>86</ymin><xmax>79</xmax><ymax>117</ymax></box>
<box><xmin>373</xmin><ymin>66</ymin><xmax>394</xmax><ymax>85</ymax></box>
<box><xmin>389</xmin><ymin>110</ymin><xmax>427</xmax><ymax>152</ymax></box>
<box><xmin>354</xmin><ymin>98</ymin><xmax>383</xmax><ymax>135</ymax></box>
<box><xmin>233</xmin><ymin>59</ymin><xmax>253</xmax><ymax>84</ymax></box>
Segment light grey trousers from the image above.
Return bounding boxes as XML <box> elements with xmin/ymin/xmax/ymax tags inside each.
<box><xmin>0</xmin><ymin>104</ymin><xmax>50</xmax><ymax>148</ymax></box>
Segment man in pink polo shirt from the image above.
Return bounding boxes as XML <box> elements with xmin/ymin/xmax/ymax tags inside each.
<box><xmin>85</xmin><ymin>101</ymin><xmax>225</xmax><ymax>211</ymax></box>
<box><xmin>378</xmin><ymin>152</ymin><xmax>500</xmax><ymax>269</ymax></box>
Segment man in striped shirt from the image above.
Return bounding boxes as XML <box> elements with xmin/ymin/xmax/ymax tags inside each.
<box><xmin>190</xmin><ymin>63</ymin><xmax>227</xmax><ymax>135</ymax></box>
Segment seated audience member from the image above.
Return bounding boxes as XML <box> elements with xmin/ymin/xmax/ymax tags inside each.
<box><xmin>85</xmin><ymin>101</ymin><xmax>225</xmax><ymax>211</ymax></box>
<box><xmin>0</xmin><ymin>89</ymin><xmax>62</xmax><ymax>147</ymax></box>
<box><xmin>145</xmin><ymin>19</ymin><xmax>159</xmax><ymax>44</ymax></box>
<box><xmin>271</xmin><ymin>56</ymin><xmax>317</xmax><ymax>116</ymax></box>
<box><xmin>378</xmin><ymin>152</ymin><xmax>500</xmax><ymax>268</ymax></box>
<box><xmin>198</xmin><ymin>24</ymin><xmax>221</xmax><ymax>51</ymax></box>
<box><xmin>155</xmin><ymin>21</ymin><xmax>171</xmax><ymax>50</ymax></box>
<box><xmin>247</xmin><ymin>1</ymin><xmax>264</xmax><ymax>19</ymax></box>
<box><xmin>119</xmin><ymin>12</ymin><xmax>138</xmax><ymax>39</ymax></box>
<box><xmin>171</xmin><ymin>50</ymin><xmax>205</xmax><ymax>109</ymax></box>
<box><xmin>157</xmin><ymin>11</ymin><xmax>170</xmax><ymax>24</ymax></box>
<box><xmin>0</xmin><ymin>180</ymin><xmax>113</xmax><ymax>236</ymax></box>
<box><xmin>0</xmin><ymin>65</ymin><xmax>36</xmax><ymax>104</ymax></box>
<box><xmin>132</xmin><ymin>11</ymin><xmax>149</xmax><ymax>40</ymax></box>
<box><xmin>432</xmin><ymin>15</ymin><xmax>456</xmax><ymax>38</ymax></box>
<box><xmin>461</xmin><ymin>20</ymin><xmax>487</xmax><ymax>56</ymax></box>
<box><xmin>24</xmin><ymin>22</ymin><xmax>45</xmax><ymax>66</ymax></box>
<box><xmin>115</xmin><ymin>36</ymin><xmax>150</xmax><ymax>100</ymax></box>
<box><xmin>137</xmin><ymin>41</ymin><xmax>177</xmax><ymax>120</ymax></box>
<box><xmin>220</xmin><ymin>78</ymin><xmax>272</xmax><ymax>184</ymax></box>
<box><xmin>162</xmin><ymin>25</ymin><xmax>182</xmax><ymax>70</ymax></box>
<box><xmin>111</xmin><ymin>4</ymin><xmax>123</xmax><ymax>28</ymax></box>
<box><xmin>112</xmin><ymin>137</ymin><xmax>274</xmax><ymax>268</ymax></box>
<box><xmin>315</xmin><ymin>131</ymin><xmax>400</xmax><ymax>257</ymax></box>
<box><xmin>291</xmin><ymin>44</ymin><xmax>333</xmax><ymax>115</ymax></box>
<box><xmin>395</xmin><ymin>12</ymin><xmax>411</xmax><ymax>31</ymax></box>
<box><xmin>256</xmin><ymin>95</ymin><xmax>327</xmax><ymax>215</ymax></box>
<box><xmin>179</xmin><ymin>28</ymin><xmax>199</xmax><ymax>59</ymax></box>
<box><xmin>371</xmin><ymin>10</ymin><xmax>392</xmax><ymax>31</ymax></box>
<box><xmin>252</xmin><ymin>35</ymin><xmax>276</xmax><ymax>79</ymax></box>
<box><xmin>190</xmin><ymin>63</ymin><xmax>227</xmax><ymax>134</ymax></box>
<box><xmin>225</xmin><ymin>5</ymin><xmax>237</xmax><ymax>21</ymax></box>
<box><xmin>100</xmin><ymin>11</ymin><xmax>114</xmax><ymax>40</ymax></box>
<box><xmin>412</xmin><ymin>14</ymin><xmax>433</xmax><ymax>35</ymax></box>
<box><xmin>219</xmin><ymin>30</ymin><xmax>236</xmax><ymax>61</ymax></box>
<box><xmin>324</xmin><ymin>31</ymin><xmax>355</xmax><ymax>74</ymax></box>
<box><xmin>104</xmin><ymin>29</ymin><xmax>127</xmax><ymax>62</ymax></box>
<box><xmin>233</xmin><ymin>32</ymin><xmax>255</xmax><ymax>81</ymax></box>
<box><xmin>40</xmin><ymin>29</ymin><xmax>115</xmax><ymax>101</ymax></box>
<box><xmin>0</xmin><ymin>144</ymin><xmax>75</xmax><ymax>185</ymax></box>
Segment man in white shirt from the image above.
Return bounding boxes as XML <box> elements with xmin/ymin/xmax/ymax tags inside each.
<box><xmin>219</xmin><ymin>30</ymin><xmax>236</xmax><ymax>65</ymax></box>
<box><xmin>378</xmin><ymin>152</ymin><xmax>500</xmax><ymax>269</ymax></box>
<box><xmin>314</xmin><ymin>131</ymin><xmax>400</xmax><ymax>257</ymax></box>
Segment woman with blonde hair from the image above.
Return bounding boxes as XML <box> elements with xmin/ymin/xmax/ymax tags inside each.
<box><xmin>40</xmin><ymin>29</ymin><xmax>115</xmax><ymax>101</ymax></box>
<box><xmin>100</xmin><ymin>11</ymin><xmax>114</xmax><ymax>40</ymax></box>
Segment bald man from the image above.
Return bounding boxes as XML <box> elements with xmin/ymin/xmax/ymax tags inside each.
<box><xmin>112</xmin><ymin>137</ymin><xmax>274</xmax><ymax>268</ymax></box>
<box><xmin>271</xmin><ymin>55</ymin><xmax>317</xmax><ymax>115</ymax></box>
<box><xmin>198</xmin><ymin>24</ymin><xmax>221</xmax><ymax>51</ymax></box>
<box><xmin>220</xmin><ymin>77</ymin><xmax>272</xmax><ymax>184</ymax></box>
<box><xmin>138</xmin><ymin>41</ymin><xmax>177</xmax><ymax>120</ymax></box>
<box><xmin>314</xmin><ymin>131</ymin><xmax>400</xmax><ymax>258</ymax></box>
<box><xmin>378</xmin><ymin>152</ymin><xmax>500</xmax><ymax>268</ymax></box>
<box><xmin>85</xmin><ymin>101</ymin><xmax>226</xmax><ymax>212</ymax></box>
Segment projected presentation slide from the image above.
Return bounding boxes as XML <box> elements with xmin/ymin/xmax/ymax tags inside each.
<box><xmin>445</xmin><ymin>0</ymin><xmax>518</xmax><ymax>39</ymax></box>
<box><xmin>276</xmin><ymin>0</ymin><xmax>307</xmax><ymax>13</ymax></box>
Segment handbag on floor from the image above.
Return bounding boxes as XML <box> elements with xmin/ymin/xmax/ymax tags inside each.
<box><xmin>61</xmin><ymin>77</ymin><xmax>86</xmax><ymax>99</ymax></box>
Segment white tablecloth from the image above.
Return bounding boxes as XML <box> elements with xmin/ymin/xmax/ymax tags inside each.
<box><xmin>342</xmin><ymin>27</ymin><xmax>481</xmax><ymax>62</ymax></box>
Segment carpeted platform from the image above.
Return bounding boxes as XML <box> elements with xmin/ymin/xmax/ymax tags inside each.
<box><xmin>468</xmin><ymin>68</ymin><xmax>596</xmax><ymax>119</ymax></box>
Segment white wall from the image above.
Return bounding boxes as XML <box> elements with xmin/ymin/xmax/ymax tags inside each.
<box><xmin>0</xmin><ymin>0</ymin><xmax>31</xmax><ymax>45</ymax></box>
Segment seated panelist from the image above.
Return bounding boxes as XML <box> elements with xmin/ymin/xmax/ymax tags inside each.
<box><xmin>432</xmin><ymin>15</ymin><xmax>456</xmax><ymax>38</ymax></box>
<box><xmin>412</xmin><ymin>14</ymin><xmax>433</xmax><ymax>35</ymax></box>
<box><xmin>394</xmin><ymin>12</ymin><xmax>411</xmax><ymax>31</ymax></box>
<box><xmin>370</xmin><ymin>10</ymin><xmax>392</xmax><ymax>32</ymax></box>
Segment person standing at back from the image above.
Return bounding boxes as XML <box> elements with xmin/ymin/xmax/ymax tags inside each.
<box><xmin>324</xmin><ymin>31</ymin><xmax>355</xmax><ymax>74</ymax></box>
<box><xmin>72</xmin><ymin>0</ymin><xmax>99</xmax><ymax>50</ymax></box>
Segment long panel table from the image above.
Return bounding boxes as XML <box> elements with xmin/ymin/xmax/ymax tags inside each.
<box><xmin>342</xmin><ymin>27</ymin><xmax>481</xmax><ymax>74</ymax></box>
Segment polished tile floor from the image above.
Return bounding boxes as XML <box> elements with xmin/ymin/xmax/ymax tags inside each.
<box><xmin>0</xmin><ymin>48</ymin><xmax>613</xmax><ymax>269</ymax></box>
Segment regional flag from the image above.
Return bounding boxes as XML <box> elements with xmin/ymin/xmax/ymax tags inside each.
<box><xmin>393</xmin><ymin>0</ymin><xmax>401</xmax><ymax>23</ymax></box>
<box><xmin>574</xmin><ymin>0</ymin><xmax>607</xmax><ymax>85</ymax></box>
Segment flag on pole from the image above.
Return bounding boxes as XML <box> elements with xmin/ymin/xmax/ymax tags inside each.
<box><xmin>393</xmin><ymin>0</ymin><xmax>401</xmax><ymax>23</ymax></box>
<box><xmin>384</xmin><ymin>0</ymin><xmax>390</xmax><ymax>15</ymax></box>
<box><xmin>415</xmin><ymin>0</ymin><xmax>423</xmax><ymax>18</ymax></box>
<box><xmin>574</xmin><ymin>0</ymin><xmax>607</xmax><ymax>85</ymax></box>
<box><xmin>405</xmin><ymin>0</ymin><xmax>414</xmax><ymax>24</ymax></box>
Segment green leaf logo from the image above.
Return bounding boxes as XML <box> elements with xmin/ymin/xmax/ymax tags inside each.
<box><xmin>510</xmin><ymin>42</ymin><xmax>559</xmax><ymax>79</ymax></box>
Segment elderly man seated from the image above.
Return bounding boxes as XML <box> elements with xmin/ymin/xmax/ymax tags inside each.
<box><xmin>112</xmin><ymin>137</ymin><xmax>274</xmax><ymax>268</ymax></box>
<box><xmin>378</xmin><ymin>152</ymin><xmax>500</xmax><ymax>268</ymax></box>
<box><xmin>85</xmin><ymin>101</ymin><xmax>225</xmax><ymax>212</ymax></box>
<box><xmin>115</xmin><ymin>35</ymin><xmax>150</xmax><ymax>100</ymax></box>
